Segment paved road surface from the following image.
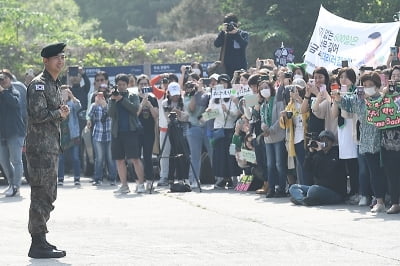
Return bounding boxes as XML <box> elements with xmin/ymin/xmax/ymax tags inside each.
<box><xmin>0</xmin><ymin>177</ymin><xmax>399</xmax><ymax>266</ymax></box>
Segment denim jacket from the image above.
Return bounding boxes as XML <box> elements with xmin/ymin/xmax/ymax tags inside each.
<box><xmin>0</xmin><ymin>85</ymin><xmax>25</xmax><ymax>139</ymax></box>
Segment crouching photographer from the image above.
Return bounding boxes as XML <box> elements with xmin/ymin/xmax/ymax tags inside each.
<box><xmin>289</xmin><ymin>130</ymin><xmax>347</xmax><ymax>206</ymax></box>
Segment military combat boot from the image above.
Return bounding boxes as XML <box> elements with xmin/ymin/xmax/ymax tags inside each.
<box><xmin>28</xmin><ymin>234</ymin><xmax>66</xmax><ymax>258</ymax></box>
<box><xmin>43</xmin><ymin>234</ymin><xmax>66</xmax><ymax>256</ymax></box>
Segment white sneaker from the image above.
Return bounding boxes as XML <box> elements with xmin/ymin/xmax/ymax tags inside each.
<box><xmin>136</xmin><ymin>183</ymin><xmax>146</xmax><ymax>193</ymax></box>
<box><xmin>358</xmin><ymin>196</ymin><xmax>369</xmax><ymax>206</ymax></box>
<box><xmin>113</xmin><ymin>184</ymin><xmax>130</xmax><ymax>194</ymax></box>
<box><xmin>1</xmin><ymin>185</ymin><xmax>12</xmax><ymax>195</ymax></box>
<box><xmin>371</xmin><ymin>203</ymin><xmax>385</xmax><ymax>213</ymax></box>
<box><xmin>190</xmin><ymin>183</ymin><xmax>199</xmax><ymax>189</ymax></box>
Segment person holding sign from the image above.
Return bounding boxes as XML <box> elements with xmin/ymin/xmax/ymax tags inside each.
<box><xmin>208</xmin><ymin>75</ymin><xmax>240</xmax><ymax>189</ymax></box>
<box><xmin>333</xmin><ymin>72</ymin><xmax>386</xmax><ymax>213</ymax></box>
<box><xmin>379</xmin><ymin>66</ymin><xmax>400</xmax><ymax>214</ymax></box>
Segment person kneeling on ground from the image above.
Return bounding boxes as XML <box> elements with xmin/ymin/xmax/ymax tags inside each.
<box><xmin>289</xmin><ymin>130</ymin><xmax>346</xmax><ymax>206</ymax></box>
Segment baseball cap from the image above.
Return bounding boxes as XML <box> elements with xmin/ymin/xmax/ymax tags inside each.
<box><xmin>218</xmin><ymin>74</ymin><xmax>231</xmax><ymax>83</ymax></box>
<box><xmin>318</xmin><ymin>130</ymin><xmax>335</xmax><ymax>142</ymax></box>
<box><xmin>209</xmin><ymin>73</ymin><xmax>220</xmax><ymax>81</ymax></box>
<box><xmin>167</xmin><ymin>82</ymin><xmax>181</xmax><ymax>96</ymax></box>
<box><xmin>41</xmin><ymin>42</ymin><xmax>66</xmax><ymax>58</ymax></box>
<box><xmin>292</xmin><ymin>78</ymin><xmax>306</xmax><ymax>89</ymax></box>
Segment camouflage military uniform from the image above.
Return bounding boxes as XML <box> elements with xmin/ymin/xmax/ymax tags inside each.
<box><xmin>26</xmin><ymin>69</ymin><xmax>64</xmax><ymax>235</ymax></box>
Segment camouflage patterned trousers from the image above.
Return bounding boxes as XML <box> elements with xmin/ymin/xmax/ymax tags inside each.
<box><xmin>26</xmin><ymin>153</ymin><xmax>58</xmax><ymax>235</ymax></box>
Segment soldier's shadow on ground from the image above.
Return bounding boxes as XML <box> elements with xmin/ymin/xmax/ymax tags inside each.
<box><xmin>27</xmin><ymin>259</ymin><xmax>71</xmax><ymax>266</ymax></box>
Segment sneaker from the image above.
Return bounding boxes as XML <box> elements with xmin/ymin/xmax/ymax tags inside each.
<box><xmin>136</xmin><ymin>183</ymin><xmax>146</xmax><ymax>193</ymax></box>
<box><xmin>92</xmin><ymin>180</ymin><xmax>102</xmax><ymax>186</ymax></box>
<box><xmin>358</xmin><ymin>196</ymin><xmax>369</xmax><ymax>206</ymax></box>
<box><xmin>226</xmin><ymin>178</ymin><xmax>234</xmax><ymax>189</ymax></box>
<box><xmin>110</xmin><ymin>181</ymin><xmax>116</xmax><ymax>186</ymax></box>
<box><xmin>348</xmin><ymin>194</ymin><xmax>360</xmax><ymax>205</ymax></box>
<box><xmin>57</xmin><ymin>180</ymin><xmax>63</xmax><ymax>186</ymax></box>
<box><xmin>371</xmin><ymin>203</ymin><xmax>385</xmax><ymax>213</ymax></box>
<box><xmin>114</xmin><ymin>184</ymin><xmax>130</xmax><ymax>194</ymax></box>
<box><xmin>157</xmin><ymin>177</ymin><xmax>169</xmax><ymax>187</ymax></box>
<box><xmin>5</xmin><ymin>186</ymin><xmax>19</xmax><ymax>197</ymax></box>
<box><xmin>1</xmin><ymin>185</ymin><xmax>12</xmax><ymax>195</ymax></box>
<box><xmin>214</xmin><ymin>177</ymin><xmax>225</xmax><ymax>190</ymax></box>
<box><xmin>190</xmin><ymin>183</ymin><xmax>199</xmax><ymax>189</ymax></box>
<box><xmin>74</xmin><ymin>180</ymin><xmax>81</xmax><ymax>186</ymax></box>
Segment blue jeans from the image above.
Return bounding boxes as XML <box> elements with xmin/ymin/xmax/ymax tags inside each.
<box><xmin>58</xmin><ymin>144</ymin><xmax>81</xmax><ymax>181</ymax></box>
<box><xmin>0</xmin><ymin>136</ymin><xmax>24</xmax><ymax>188</ymax></box>
<box><xmin>186</xmin><ymin>126</ymin><xmax>212</xmax><ymax>184</ymax></box>
<box><xmin>289</xmin><ymin>184</ymin><xmax>343</xmax><ymax>205</ymax></box>
<box><xmin>265</xmin><ymin>140</ymin><xmax>287</xmax><ymax>191</ymax></box>
<box><xmin>93</xmin><ymin>140</ymin><xmax>117</xmax><ymax>182</ymax></box>
<box><xmin>294</xmin><ymin>141</ymin><xmax>308</xmax><ymax>185</ymax></box>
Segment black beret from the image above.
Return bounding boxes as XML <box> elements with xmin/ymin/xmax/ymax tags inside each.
<box><xmin>41</xmin><ymin>42</ymin><xmax>66</xmax><ymax>58</ymax></box>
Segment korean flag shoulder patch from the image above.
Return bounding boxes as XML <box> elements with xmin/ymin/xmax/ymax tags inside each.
<box><xmin>35</xmin><ymin>84</ymin><xmax>45</xmax><ymax>91</ymax></box>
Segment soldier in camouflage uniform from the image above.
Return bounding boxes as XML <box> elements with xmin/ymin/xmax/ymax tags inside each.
<box><xmin>26</xmin><ymin>43</ymin><xmax>70</xmax><ymax>259</ymax></box>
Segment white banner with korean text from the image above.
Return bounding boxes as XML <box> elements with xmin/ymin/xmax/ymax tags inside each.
<box><xmin>304</xmin><ymin>5</ymin><xmax>400</xmax><ymax>74</ymax></box>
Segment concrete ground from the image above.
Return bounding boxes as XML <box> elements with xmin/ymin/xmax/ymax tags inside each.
<box><xmin>0</xmin><ymin>177</ymin><xmax>399</xmax><ymax>266</ymax></box>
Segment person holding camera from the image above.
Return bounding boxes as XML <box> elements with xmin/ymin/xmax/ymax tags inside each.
<box><xmin>280</xmin><ymin>79</ymin><xmax>308</xmax><ymax>186</ymax></box>
<box><xmin>109</xmin><ymin>73</ymin><xmax>145</xmax><ymax>194</ymax></box>
<box><xmin>87</xmin><ymin>89</ymin><xmax>117</xmax><ymax>186</ymax></box>
<box><xmin>57</xmin><ymin>85</ymin><xmax>82</xmax><ymax>186</ymax></box>
<box><xmin>289</xmin><ymin>130</ymin><xmax>346</xmax><ymax>206</ymax></box>
<box><xmin>161</xmin><ymin>82</ymin><xmax>190</xmax><ymax>184</ymax></box>
<box><xmin>136</xmin><ymin>74</ymin><xmax>159</xmax><ymax>186</ymax></box>
<box><xmin>331</xmin><ymin>68</ymin><xmax>360</xmax><ymax>202</ymax></box>
<box><xmin>183</xmin><ymin>80</ymin><xmax>212</xmax><ymax>188</ymax></box>
<box><xmin>214</xmin><ymin>13</ymin><xmax>249</xmax><ymax>79</ymax></box>
<box><xmin>333</xmin><ymin>72</ymin><xmax>386</xmax><ymax>213</ymax></box>
<box><xmin>259</xmin><ymin>77</ymin><xmax>287</xmax><ymax>198</ymax></box>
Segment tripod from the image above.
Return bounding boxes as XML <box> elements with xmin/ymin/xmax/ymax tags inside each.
<box><xmin>149</xmin><ymin>115</ymin><xmax>202</xmax><ymax>193</ymax></box>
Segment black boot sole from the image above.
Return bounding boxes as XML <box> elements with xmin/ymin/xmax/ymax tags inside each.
<box><xmin>28</xmin><ymin>247</ymin><xmax>66</xmax><ymax>258</ymax></box>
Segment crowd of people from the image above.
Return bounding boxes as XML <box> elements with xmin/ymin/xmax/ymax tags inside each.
<box><xmin>1</xmin><ymin>13</ymin><xmax>400</xmax><ymax>218</ymax></box>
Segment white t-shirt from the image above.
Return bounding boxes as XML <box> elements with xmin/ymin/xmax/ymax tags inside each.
<box><xmin>293</xmin><ymin>103</ymin><xmax>304</xmax><ymax>144</ymax></box>
<box><xmin>337</xmin><ymin>118</ymin><xmax>358</xmax><ymax>159</ymax></box>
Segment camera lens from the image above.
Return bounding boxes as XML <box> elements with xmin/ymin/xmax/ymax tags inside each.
<box><xmin>286</xmin><ymin>111</ymin><xmax>293</xmax><ymax>119</ymax></box>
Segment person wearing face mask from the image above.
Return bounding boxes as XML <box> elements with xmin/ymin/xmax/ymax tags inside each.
<box><xmin>377</xmin><ymin>65</ymin><xmax>400</xmax><ymax>214</ymax></box>
<box><xmin>289</xmin><ymin>130</ymin><xmax>346</xmax><ymax>206</ymax></box>
<box><xmin>280</xmin><ymin>79</ymin><xmax>309</xmax><ymax>185</ymax></box>
<box><xmin>287</xmin><ymin>63</ymin><xmax>309</xmax><ymax>83</ymax></box>
<box><xmin>334</xmin><ymin>72</ymin><xmax>386</xmax><ymax>213</ymax></box>
<box><xmin>331</xmin><ymin>68</ymin><xmax>362</xmax><ymax>204</ymax></box>
<box><xmin>260</xmin><ymin>77</ymin><xmax>287</xmax><ymax>198</ymax></box>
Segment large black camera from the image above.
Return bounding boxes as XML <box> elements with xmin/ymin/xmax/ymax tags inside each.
<box><xmin>168</xmin><ymin>111</ymin><xmax>178</xmax><ymax>123</ymax></box>
<box><xmin>306</xmin><ymin>132</ymin><xmax>320</xmax><ymax>149</ymax></box>
<box><xmin>225</xmin><ymin>21</ymin><xmax>236</xmax><ymax>32</ymax></box>
<box><xmin>111</xmin><ymin>85</ymin><xmax>119</xmax><ymax>96</ymax></box>
<box><xmin>284</xmin><ymin>72</ymin><xmax>293</xmax><ymax>79</ymax></box>
<box><xmin>184</xmin><ymin>81</ymin><xmax>197</xmax><ymax>97</ymax></box>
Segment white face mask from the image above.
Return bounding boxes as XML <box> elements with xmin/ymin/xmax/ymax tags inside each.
<box><xmin>293</xmin><ymin>74</ymin><xmax>303</xmax><ymax>80</ymax></box>
<box><xmin>364</xmin><ymin>86</ymin><xmax>376</xmax><ymax>96</ymax></box>
<box><xmin>192</xmin><ymin>68</ymin><xmax>201</xmax><ymax>76</ymax></box>
<box><xmin>260</xmin><ymin>88</ymin><xmax>271</xmax><ymax>98</ymax></box>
